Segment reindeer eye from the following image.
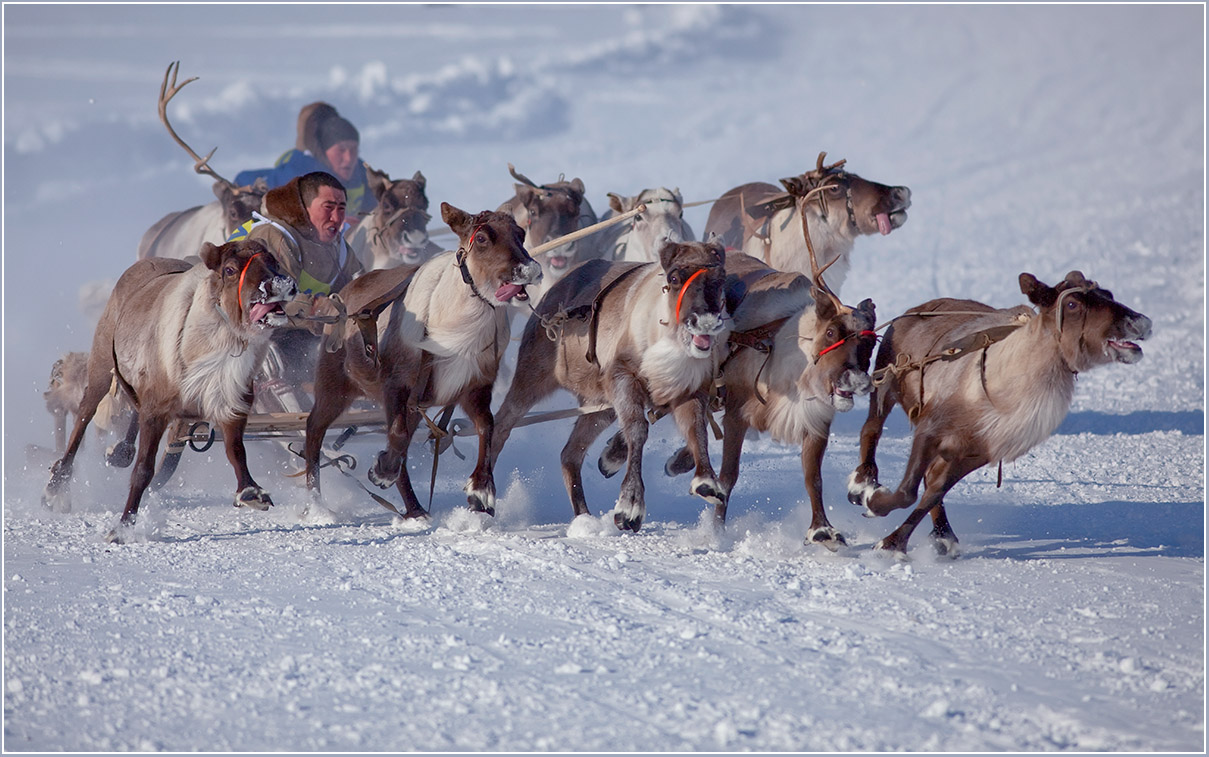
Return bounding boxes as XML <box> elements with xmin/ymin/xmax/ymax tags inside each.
<box><xmin>475</xmin><ymin>231</ymin><xmax>488</xmax><ymax>245</ymax></box>
<box><xmin>224</xmin><ymin>266</ymin><xmax>237</xmax><ymax>278</ymax></box>
<box><xmin>826</xmin><ymin>328</ymin><xmax>837</xmax><ymax>340</ymax></box>
<box><xmin>1066</xmin><ymin>299</ymin><xmax>1080</xmax><ymax>310</ymax></box>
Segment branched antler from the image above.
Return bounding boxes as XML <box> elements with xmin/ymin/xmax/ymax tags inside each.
<box><xmin>158</xmin><ymin>61</ymin><xmax>242</xmax><ymax>192</ymax></box>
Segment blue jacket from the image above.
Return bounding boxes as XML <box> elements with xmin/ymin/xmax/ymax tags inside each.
<box><xmin>235</xmin><ymin>149</ymin><xmax>377</xmax><ymax>221</ymax></box>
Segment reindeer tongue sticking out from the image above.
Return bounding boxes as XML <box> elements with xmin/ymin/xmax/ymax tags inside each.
<box><xmin>692</xmin><ymin>334</ymin><xmax>712</xmax><ymax>350</ymax></box>
<box><xmin>495</xmin><ymin>283</ymin><xmax>529</xmax><ymax>303</ymax></box>
<box><xmin>877</xmin><ymin>213</ymin><xmax>892</xmax><ymax>235</ymax></box>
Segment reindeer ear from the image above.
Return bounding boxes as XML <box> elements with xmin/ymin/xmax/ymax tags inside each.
<box><xmin>212</xmin><ymin>182</ymin><xmax>233</xmax><ymax>202</ymax></box>
<box><xmin>858</xmin><ymin>298</ymin><xmax>876</xmax><ymax>323</ymax></box>
<box><xmin>515</xmin><ymin>184</ymin><xmax>537</xmax><ymax>203</ymax></box>
<box><xmin>412</xmin><ymin>171</ymin><xmax>426</xmax><ymax>190</ymax></box>
<box><xmin>200</xmin><ymin>242</ymin><xmax>223</xmax><ymax>270</ymax></box>
<box><xmin>813</xmin><ymin>285</ymin><xmax>839</xmax><ymax>321</ymax></box>
<box><xmin>607</xmin><ymin>192</ymin><xmax>627</xmax><ymax>214</ymax></box>
<box><xmin>1063</xmin><ymin>270</ymin><xmax>1090</xmax><ymax>288</ymax></box>
<box><xmin>658</xmin><ymin>239</ymin><xmax>680</xmax><ymax>272</ymax></box>
<box><xmin>570</xmin><ymin>178</ymin><xmax>586</xmax><ymax>196</ymax></box>
<box><xmin>707</xmin><ymin>238</ymin><xmax>726</xmax><ymax>267</ymax></box>
<box><xmin>780</xmin><ymin>176</ymin><xmax>805</xmax><ymax>195</ymax></box>
<box><xmin>441</xmin><ymin>202</ymin><xmax>471</xmax><ymax>234</ymax></box>
<box><xmin>368</xmin><ymin>169</ymin><xmax>390</xmax><ymax>200</ymax></box>
<box><xmin>1019</xmin><ymin>272</ymin><xmax>1058</xmax><ymax>308</ymax></box>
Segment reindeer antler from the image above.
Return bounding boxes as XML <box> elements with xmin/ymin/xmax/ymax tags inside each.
<box><xmin>814</xmin><ymin>151</ymin><xmax>848</xmax><ymax>176</ymax></box>
<box><xmin>799</xmin><ymin>187</ymin><xmax>850</xmax><ymax>315</ymax></box>
<box><xmin>158</xmin><ymin>61</ymin><xmax>242</xmax><ymax>193</ymax></box>
<box><xmin>508</xmin><ymin>163</ymin><xmax>540</xmax><ymax>188</ymax></box>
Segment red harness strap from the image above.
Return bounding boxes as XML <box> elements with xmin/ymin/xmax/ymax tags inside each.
<box><xmin>818</xmin><ymin>329</ymin><xmax>877</xmax><ymax>357</ymax></box>
<box><xmin>237</xmin><ymin>252</ymin><xmax>263</xmax><ymax>312</ymax></box>
<box><xmin>674</xmin><ymin>268</ymin><xmax>709</xmax><ymax>323</ymax></box>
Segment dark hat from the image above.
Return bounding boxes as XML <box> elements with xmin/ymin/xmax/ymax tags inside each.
<box><xmin>317</xmin><ymin>115</ymin><xmax>359</xmax><ymax>152</ymax></box>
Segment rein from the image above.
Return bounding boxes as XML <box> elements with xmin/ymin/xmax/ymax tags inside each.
<box><xmin>817</xmin><ymin>330</ymin><xmax>878</xmax><ymax>360</ymax></box>
<box><xmin>236</xmin><ymin>252</ymin><xmax>263</xmax><ymax>315</ymax></box>
<box><xmin>674</xmin><ymin>268</ymin><xmax>710</xmax><ymax>323</ymax></box>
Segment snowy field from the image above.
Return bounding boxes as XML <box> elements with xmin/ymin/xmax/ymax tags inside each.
<box><xmin>3</xmin><ymin>4</ymin><xmax>1205</xmax><ymax>752</ymax></box>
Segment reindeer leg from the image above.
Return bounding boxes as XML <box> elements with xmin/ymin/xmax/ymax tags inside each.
<box><xmin>610</xmin><ymin>368</ymin><xmax>649</xmax><ymax>532</ymax></box>
<box><xmin>106</xmin><ymin>409</ymin><xmax>140</xmax><ymax>468</ymax></box>
<box><xmin>928</xmin><ymin>504</ymin><xmax>960</xmax><ymax>557</ymax></box>
<box><xmin>597</xmin><ymin>430</ymin><xmax>627</xmax><ymax>479</ymax></box>
<box><xmin>370</xmin><ymin>383</ymin><xmax>410</xmax><ymax>489</ymax></box>
<box><xmin>461</xmin><ymin>384</ymin><xmax>497</xmax><ymax>516</ymax></box>
<box><xmin>391</xmin><ymin>406</ymin><xmax>428</xmax><ymax>519</ymax></box>
<box><xmin>875</xmin><ymin>455</ymin><xmax>980</xmax><ymax>556</ymax></box>
<box><xmin>716</xmin><ymin>405</ymin><xmax>749</xmax><ymax>519</ymax></box>
<box><xmin>43</xmin><ymin>362</ymin><xmax>114</xmax><ymax>514</ymax></box>
<box><xmin>858</xmin><ymin>428</ymin><xmax>939</xmax><ymax>518</ymax></box>
<box><xmin>848</xmin><ymin>386</ymin><xmax>894</xmax><ymax>508</ymax></box>
<box><xmin>802</xmin><ymin>426</ymin><xmax>846</xmax><ymax>551</ymax></box>
<box><xmin>304</xmin><ymin>349</ymin><xmax>356</xmax><ymax>497</ymax></box>
<box><xmin>671</xmin><ymin>394</ymin><xmax>725</xmax><ymax>519</ymax></box>
<box><xmin>109</xmin><ymin>411</ymin><xmax>170</xmax><ymax>542</ymax></box>
<box><xmin>223</xmin><ymin>410</ymin><xmax>272</xmax><ymax>511</ymax></box>
<box><xmin>489</xmin><ymin>327</ymin><xmax>559</xmax><ymax>470</ymax></box>
<box><xmin>561</xmin><ymin>408</ymin><xmax>617</xmax><ymax>518</ymax></box>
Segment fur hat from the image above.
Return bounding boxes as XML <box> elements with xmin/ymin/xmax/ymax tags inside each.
<box><xmin>296</xmin><ymin>102</ymin><xmax>359</xmax><ymax>157</ymax></box>
<box><xmin>263</xmin><ymin>177</ymin><xmax>311</xmax><ymax>233</ymax></box>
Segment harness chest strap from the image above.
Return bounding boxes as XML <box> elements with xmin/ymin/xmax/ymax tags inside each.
<box><xmin>720</xmin><ymin>315</ymin><xmax>792</xmax><ymax>405</ymax></box>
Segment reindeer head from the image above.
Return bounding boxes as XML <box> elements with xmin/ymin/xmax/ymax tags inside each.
<box><xmin>608</xmin><ymin>187</ymin><xmax>690</xmax><ymax>259</ymax></box>
<box><xmin>806</xmin><ymin>289</ymin><xmax>877</xmax><ymax>411</ymax></box>
<box><xmin>368</xmin><ymin>167</ymin><xmax>435</xmax><ymax>265</ymax></box>
<box><xmin>202</xmin><ymin>239</ymin><xmax>296</xmax><ymax>334</ymax></box>
<box><xmin>213</xmin><ymin>178</ymin><xmax>268</xmax><ymax>238</ymax></box>
<box><xmin>507</xmin><ymin>165</ymin><xmax>590</xmax><ymax>278</ymax></box>
<box><xmin>782</xmin><ymin>152</ymin><xmax>911</xmax><ymax>242</ymax></box>
<box><xmin>442</xmin><ymin>202</ymin><xmax>542</xmax><ymax>307</ymax></box>
<box><xmin>658</xmin><ymin>238</ymin><xmax>730</xmax><ymax>358</ymax></box>
<box><xmin>1020</xmin><ymin>270</ymin><xmax>1152</xmax><ymax>373</ymax></box>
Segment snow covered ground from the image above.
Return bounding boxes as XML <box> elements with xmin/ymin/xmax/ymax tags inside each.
<box><xmin>3</xmin><ymin>4</ymin><xmax>1204</xmax><ymax>752</ymax></box>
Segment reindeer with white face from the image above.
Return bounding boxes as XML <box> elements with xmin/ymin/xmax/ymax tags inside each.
<box><xmin>347</xmin><ymin>167</ymin><xmax>440</xmax><ymax>270</ymax></box>
<box><xmin>350</xmin><ymin>204</ymin><xmax>542</xmax><ymax>518</ymax></box>
<box><xmin>705</xmin><ymin>152</ymin><xmax>911</xmax><ymax>292</ymax></box>
<box><xmin>497</xmin><ymin>164</ymin><xmax>602</xmax><ymax>302</ymax></box>
<box><xmin>599</xmin><ymin>187</ymin><xmax>694</xmax><ymax>263</ymax></box>
<box><xmin>490</xmin><ymin>239</ymin><xmax>733</xmax><ymax>531</ymax></box>
<box><xmin>847</xmin><ymin>271</ymin><xmax>1152</xmax><ymax>556</ymax></box>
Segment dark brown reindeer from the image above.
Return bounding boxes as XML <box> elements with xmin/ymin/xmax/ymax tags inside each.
<box><xmin>490</xmin><ymin>239</ymin><xmax>734</xmax><ymax>531</ymax></box>
<box><xmin>704</xmin><ymin>152</ymin><xmax>911</xmax><ymax>292</ymax></box>
<box><xmin>305</xmin><ymin>203</ymin><xmax>541</xmax><ymax>518</ymax></box>
<box><xmin>139</xmin><ymin>62</ymin><xmax>267</xmax><ymax>260</ymax></box>
<box><xmin>42</xmin><ymin>240</ymin><xmax>297</xmax><ymax>542</ymax></box>
<box><xmin>347</xmin><ymin>167</ymin><xmax>441</xmax><ymax>270</ymax></box>
<box><xmin>700</xmin><ymin>252</ymin><xmax>877</xmax><ymax>549</ymax></box>
<box><xmin>498</xmin><ymin>164</ymin><xmax>602</xmax><ymax>302</ymax></box>
<box><xmin>847</xmin><ymin>270</ymin><xmax>1152</xmax><ymax>556</ymax></box>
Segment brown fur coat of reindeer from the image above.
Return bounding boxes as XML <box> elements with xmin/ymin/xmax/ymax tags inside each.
<box><xmin>42</xmin><ymin>240</ymin><xmax>297</xmax><ymax>541</ymax></box>
<box><xmin>847</xmin><ymin>270</ymin><xmax>1152</xmax><ymax>556</ymax></box>
<box><xmin>490</xmin><ymin>239</ymin><xmax>734</xmax><ymax>532</ymax></box>
<box><xmin>305</xmin><ymin>203</ymin><xmax>542</xmax><ymax>519</ymax></box>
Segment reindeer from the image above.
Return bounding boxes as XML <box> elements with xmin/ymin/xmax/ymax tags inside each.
<box><xmin>347</xmin><ymin>167</ymin><xmax>441</xmax><ymax>270</ymax></box>
<box><xmin>497</xmin><ymin>164</ymin><xmax>602</xmax><ymax>301</ymax></box>
<box><xmin>847</xmin><ymin>271</ymin><xmax>1152</xmax><ymax>556</ymax></box>
<box><xmin>598</xmin><ymin>187</ymin><xmax>695</xmax><ymax>263</ymax></box>
<box><xmin>490</xmin><ymin>239</ymin><xmax>733</xmax><ymax>531</ymax></box>
<box><xmin>43</xmin><ymin>352</ymin><xmax>136</xmax><ymax>456</ymax></box>
<box><xmin>138</xmin><ymin>62</ymin><xmax>267</xmax><ymax>260</ymax></box>
<box><xmin>42</xmin><ymin>240</ymin><xmax>297</xmax><ymax>542</ymax></box>
<box><xmin>704</xmin><ymin>152</ymin><xmax>911</xmax><ymax>292</ymax></box>
<box><xmin>306</xmin><ymin>204</ymin><xmax>541</xmax><ymax>519</ymax></box>
<box><xmin>693</xmin><ymin>252</ymin><xmax>877</xmax><ymax>549</ymax></box>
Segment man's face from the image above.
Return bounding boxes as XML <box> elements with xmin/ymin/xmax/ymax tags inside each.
<box><xmin>323</xmin><ymin>140</ymin><xmax>359</xmax><ymax>183</ymax></box>
<box><xmin>307</xmin><ymin>186</ymin><xmax>347</xmax><ymax>244</ymax></box>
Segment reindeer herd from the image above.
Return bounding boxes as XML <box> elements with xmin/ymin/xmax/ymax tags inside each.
<box><xmin>41</xmin><ymin>68</ymin><xmax>1153</xmax><ymax>555</ymax></box>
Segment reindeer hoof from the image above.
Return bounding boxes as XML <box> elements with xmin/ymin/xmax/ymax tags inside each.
<box><xmin>613</xmin><ymin>511</ymin><xmax>643</xmax><ymax>532</ymax></box>
<box><xmin>873</xmin><ymin>537</ymin><xmax>910</xmax><ymax>559</ymax></box>
<box><xmin>467</xmin><ymin>498</ymin><xmax>495</xmax><ymax>517</ymax></box>
<box><xmin>930</xmin><ymin>531</ymin><xmax>961</xmax><ymax>558</ymax></box>
<box><xmin>41</xmin><ymin>488</ymin><xmax>71</xmax><ymax>515</ymax></box>
<box><xmin>234</xmin><ymin>486</ymin><xmax>273</xmax><ymax>511</ymax></box>
<box><xmin>368</xmin><ymin>451</ymin><xmax>400</xmax><ymax>488</ymax></box>
<box><xmin>105</xmin><ymin>440</ymin><xmax>135</xmax><ymax>468</ymax></box>
<box><xmin>597</xmin><ymin>433</ymin><xmax>626</xmax><ymax>479</ymax></box>
<box><xmin>806</xmin><ymin>527</ymin><xmax>847</xmax><ymax>552</ymax></box>
<box><xmin>104</xmin><ymin>528</ymin><xmax>124</xmax><ymax>545</ymax></box>
<box><xmin>664</xmin><ymin>446</ymin><xmax>695</xmax><ymax>477</ymax></box>
<box><xmin>465</xmin><ymin>481</ymin><xmax>496</xmax><ymax>517</ymax></box>
<box><xmin>691</xmin><ymin>476</ymin><xmax>727</xmax><ymax>508</ymax></box>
